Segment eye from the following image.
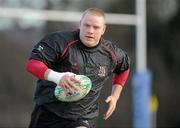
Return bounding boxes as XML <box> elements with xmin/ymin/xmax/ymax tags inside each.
<box><xmin>94</xmin><ymin>26</ymin><xmax>100</xmax><ymax>30</ymax></box>
<box><xmin>84</xmin><ymin>23</ymin><xmax>90</xmax><ymax>28</ymax></box>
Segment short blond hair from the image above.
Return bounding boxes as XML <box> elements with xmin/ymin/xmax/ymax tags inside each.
<box><xmin>81</xmin><ymin>8</ymin><xmax>105</xmax><ymax>20</ymax></box>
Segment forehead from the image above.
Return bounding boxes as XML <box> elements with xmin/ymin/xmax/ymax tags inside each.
<box><xmin>81</xmin><ymin>13</ymin><xmax>105</xmax><ymax>25</ymax></box>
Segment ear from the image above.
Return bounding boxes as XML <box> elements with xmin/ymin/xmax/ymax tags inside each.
<box><xmin>102</xmin><ymin>24</ymin><xmax>106</xmax><ymax>35</ymax></box>
<box><xmin>79</xmin><ymin>20</ymin><xmax>82</xmax><ymax>29</ymax></box>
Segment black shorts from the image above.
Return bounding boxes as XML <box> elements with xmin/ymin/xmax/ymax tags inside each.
<box><xmin>29</xmin><ymin>105</ymin><xmax>96</xmax><ymax>128</ymax></box>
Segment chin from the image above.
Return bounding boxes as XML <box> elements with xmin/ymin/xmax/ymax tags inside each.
<box><xmin>84</xmin><ymin>43</ymin><xmax>93</xmax><ymax>47</ymax></box>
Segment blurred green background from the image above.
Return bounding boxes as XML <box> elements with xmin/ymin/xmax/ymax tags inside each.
<box><xmin>0</xmin><ymin>0</ymin><xmax>180</xmax><ymax>127</ymax></box>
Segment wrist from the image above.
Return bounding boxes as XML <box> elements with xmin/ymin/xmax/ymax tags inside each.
<box><xmin>46</xmin><ymin>70</ymin><xmax>74</xmax><ymax>85</ymax></box>
<box><xmin>111</xmin><ymin>85</ymin><xmax>122</xmax><ymax>100</ymax></box>
<box><xmin>111</xmin><ymin>95</ymin><xmax>119</xmax><ymax>101</ymax></box>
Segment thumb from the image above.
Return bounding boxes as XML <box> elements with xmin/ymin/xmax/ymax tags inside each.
<box><xmin>105</xmin><ymin>96</ymin><xmax>111</xmax><ymax>103</ymax></box>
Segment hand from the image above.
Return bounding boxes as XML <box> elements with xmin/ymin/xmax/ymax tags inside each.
<box><xmin>60</xmin><ymin>74</ymin><xmax>81</xmax><ymax>93</ymax></box>
<box><xmin>103</xmin><ymin>95</ymin><xmax>118</xmax><ymax>120</ymax></box>
<box><xmin>45</xmin><ymin>70</ymin><xmax>81</xmax><ymax>93</ymax></box>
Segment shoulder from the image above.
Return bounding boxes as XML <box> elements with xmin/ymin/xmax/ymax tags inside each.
<box><xmin>100</xmin><ymin>38</ymin><xmax>119</xmax><ymax>53</ymax></box>
<box><xmin>39</xmin><ymin>30</ymin><xmax>79</xmax><ymax>49</ymax></box>
<box><xmin>101</xmin><ymin>38</ymin><xmax>130</xmax><ymax>73</ymax></box>
<box><xmin>100</xmin><ymin>38</ymin><xmax>130</xmax><ymax>63</ymax></box>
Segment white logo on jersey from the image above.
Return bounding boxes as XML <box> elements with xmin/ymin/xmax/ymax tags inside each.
<box><xmin>98</xmin><ymin>66</ymin><xmax>106</xmax><ymax>77</ymax></box>
<box><xmin>37</xmin><ymin>45</ymin><xmax>43</xmax><ymax>51</ymax></box>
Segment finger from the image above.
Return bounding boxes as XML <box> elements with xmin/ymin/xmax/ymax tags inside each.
<box><xmin>60</xmin><ymin>82</ymin><xmax>71</xmax><ymax>94</ymax></box>
<box><xmin>64</xmin><ymin>87</ymin><xmax>69</xmax><ymax>94</ymax></box>
<box><xmin>104</xmin><ymin>105</ymin><xmax>115</xmax><ymax>120</ymax></box>
<box><xmin>66</xmin><ymin>85</ymin><xmax>75</xmax><ymax>93</ymax></box>
<box><xmin>104</xmin><ymin>97</ymin><xmax>115</xmax><ymax>120</ymax></box>
<box><xmin>104</xmin><ymin>105</ymin><xmax>113</xmax><ymax>118</ymax></box>
<box><xmin>61</xmin><ymin>75</ymin><xmax>79</xmax><ymax>91</ymax></box>
<box><xmin>105</xmin><ymin>97</ymin><xmax>111</xmax><ymax>103</ymax></box>
<box><xmin>70</xmin><ymin>78</ymin><xmax>81</xmax><ymax>91</ymax></box>
<box><xmin>68</xmin><ymin>80</ymin><xmax>80</xmax><ymax>91</ymax></box>
<box><xmin>70</xmin><ymin>76</ymin><xmax>81</xmax><ymax>83</ymax></box>
<box><xmin>104</xmin><ymin>110</ymin><xmax>113</xmax><ymax>120</ymax></box>
<box><xmin>105</xmin><ymin>97</ymin><xmax>112</xmax><ymax>115</ymax></box>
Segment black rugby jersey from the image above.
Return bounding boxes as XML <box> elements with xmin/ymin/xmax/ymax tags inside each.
<box><xmin>29</xmin><ymin>29</ymin><xmax>130</xmax><ymax>120</ymax></box>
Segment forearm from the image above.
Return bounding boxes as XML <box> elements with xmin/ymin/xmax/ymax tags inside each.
<box><xmin>26</xmin><ymin>59</ymin><xmax>48</xmax><ymax>79</ymax></box>
<box><xmin>111</xmin><ymin>84</ymin><xmax>123</xmax><ymax>100</ymax></box>
<box><xmin>112</xmin><ymin>69</ymin><xmax>130</xmax><ymax>87</ymax></box>
<box><xmin>44</xmin><ymin>69</ymin><xmax>74</xmax><ymax>85</ymax></box>
<box><xmin>26</xmin><ymin>59</ymin><xmax>73</xmax><ymax>84</ymax></box>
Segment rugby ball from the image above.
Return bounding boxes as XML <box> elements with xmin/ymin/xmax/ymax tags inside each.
<box><xmin>54</xmin><ymin>75</ymin><xmax>92</xmax><ymax>102</ymax></box>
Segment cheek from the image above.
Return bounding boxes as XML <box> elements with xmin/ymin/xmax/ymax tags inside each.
<box><xmin>79</xmin><ymin>31</ymin><xmax>84</xmax><ymax>41</ymax></box>
<box><xmin>80</xmin><ymin>28</ymin><xmax>86</xmax><ymax>36</ymax></box>
<box><xmin>95</xmin><ymin>31</ymin><xmax>103</xmax><ymax>38</ymax></box>
<box><xmin>82</xmin><ymin>28</ymin><xmax>88</xmax><ymax>35</ymax></box>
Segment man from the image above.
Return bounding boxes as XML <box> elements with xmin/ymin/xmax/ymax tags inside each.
<box><xmin>26</xmin><ymin>8</ymin><xmax>130</xmax><ymax>128</ymax></box>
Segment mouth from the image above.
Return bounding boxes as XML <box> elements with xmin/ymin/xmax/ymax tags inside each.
<box><xmin>85</xmin><ymin>36</ymin><xmax>94</xmax><ymax>40</ymax></box>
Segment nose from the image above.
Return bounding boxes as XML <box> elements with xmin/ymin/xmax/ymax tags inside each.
<box><xmin>87</xmin><ymin>27</ymin><xmax>94</xmax><ymax>34</ymax></box>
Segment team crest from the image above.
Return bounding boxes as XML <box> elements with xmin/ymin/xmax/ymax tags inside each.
<box><xmin>98</xmin><ymin>66</ymin><xmax>106</xmax><ymax>77</ymax></box>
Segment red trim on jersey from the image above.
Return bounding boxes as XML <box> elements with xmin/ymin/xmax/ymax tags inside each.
<box><xmin>26</xmin><ymin>59</ymin><xmax>48</xmax><ymax>80</ymax></box>
<box><xmin>60</xmin><ymin>40</ymin><xmax>78</xmax><ymax>60</ymax></box>
<box><xmin>112</xmin><ymin>69</ymin><xmax>130</xmax><ymax>87</ymax></box>
<box><xmin>101</xmin><ymin>43</ymin><xmax>118</xmax><ymax>69</ymax></box>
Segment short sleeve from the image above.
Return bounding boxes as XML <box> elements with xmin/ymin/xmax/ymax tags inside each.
<box><xmin>113</xmin><ymin>46</ymin><xmax>130</xmax><ymax>74</ymax></box>
<box><xmin>29</xmin><ymin>33</ymin><xmax>62</xmax><ymax>68</ymax></box>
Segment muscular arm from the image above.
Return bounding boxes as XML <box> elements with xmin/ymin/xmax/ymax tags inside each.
<box><xmin>111</xmin><ymin>84</ymin><xmax>123</xmax><ymax>100</ymax></box>
<box><xmin>26</xmin><ymin>59</ymin><xmax>79</xmax><ymax>91</ymax></box>
<box><xmin>104</xmin><ymin>69</ymin><xmax>130</xmax><ymax>120</ymax></box>
<box><xmin>26</xmin><ymin>59</ymin><xmax>48</xmax><ymax>80</ymax></box>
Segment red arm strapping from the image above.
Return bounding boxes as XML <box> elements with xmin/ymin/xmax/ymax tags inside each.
<box><xmin>26</xmin><ymin>59</ymin><xmax>48</xmax><ymax>80</ymax></box>
<box><xmin>112</xmin><ymin>69</ymin><xmax>130</xmax><ymax>87</ymax></box>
